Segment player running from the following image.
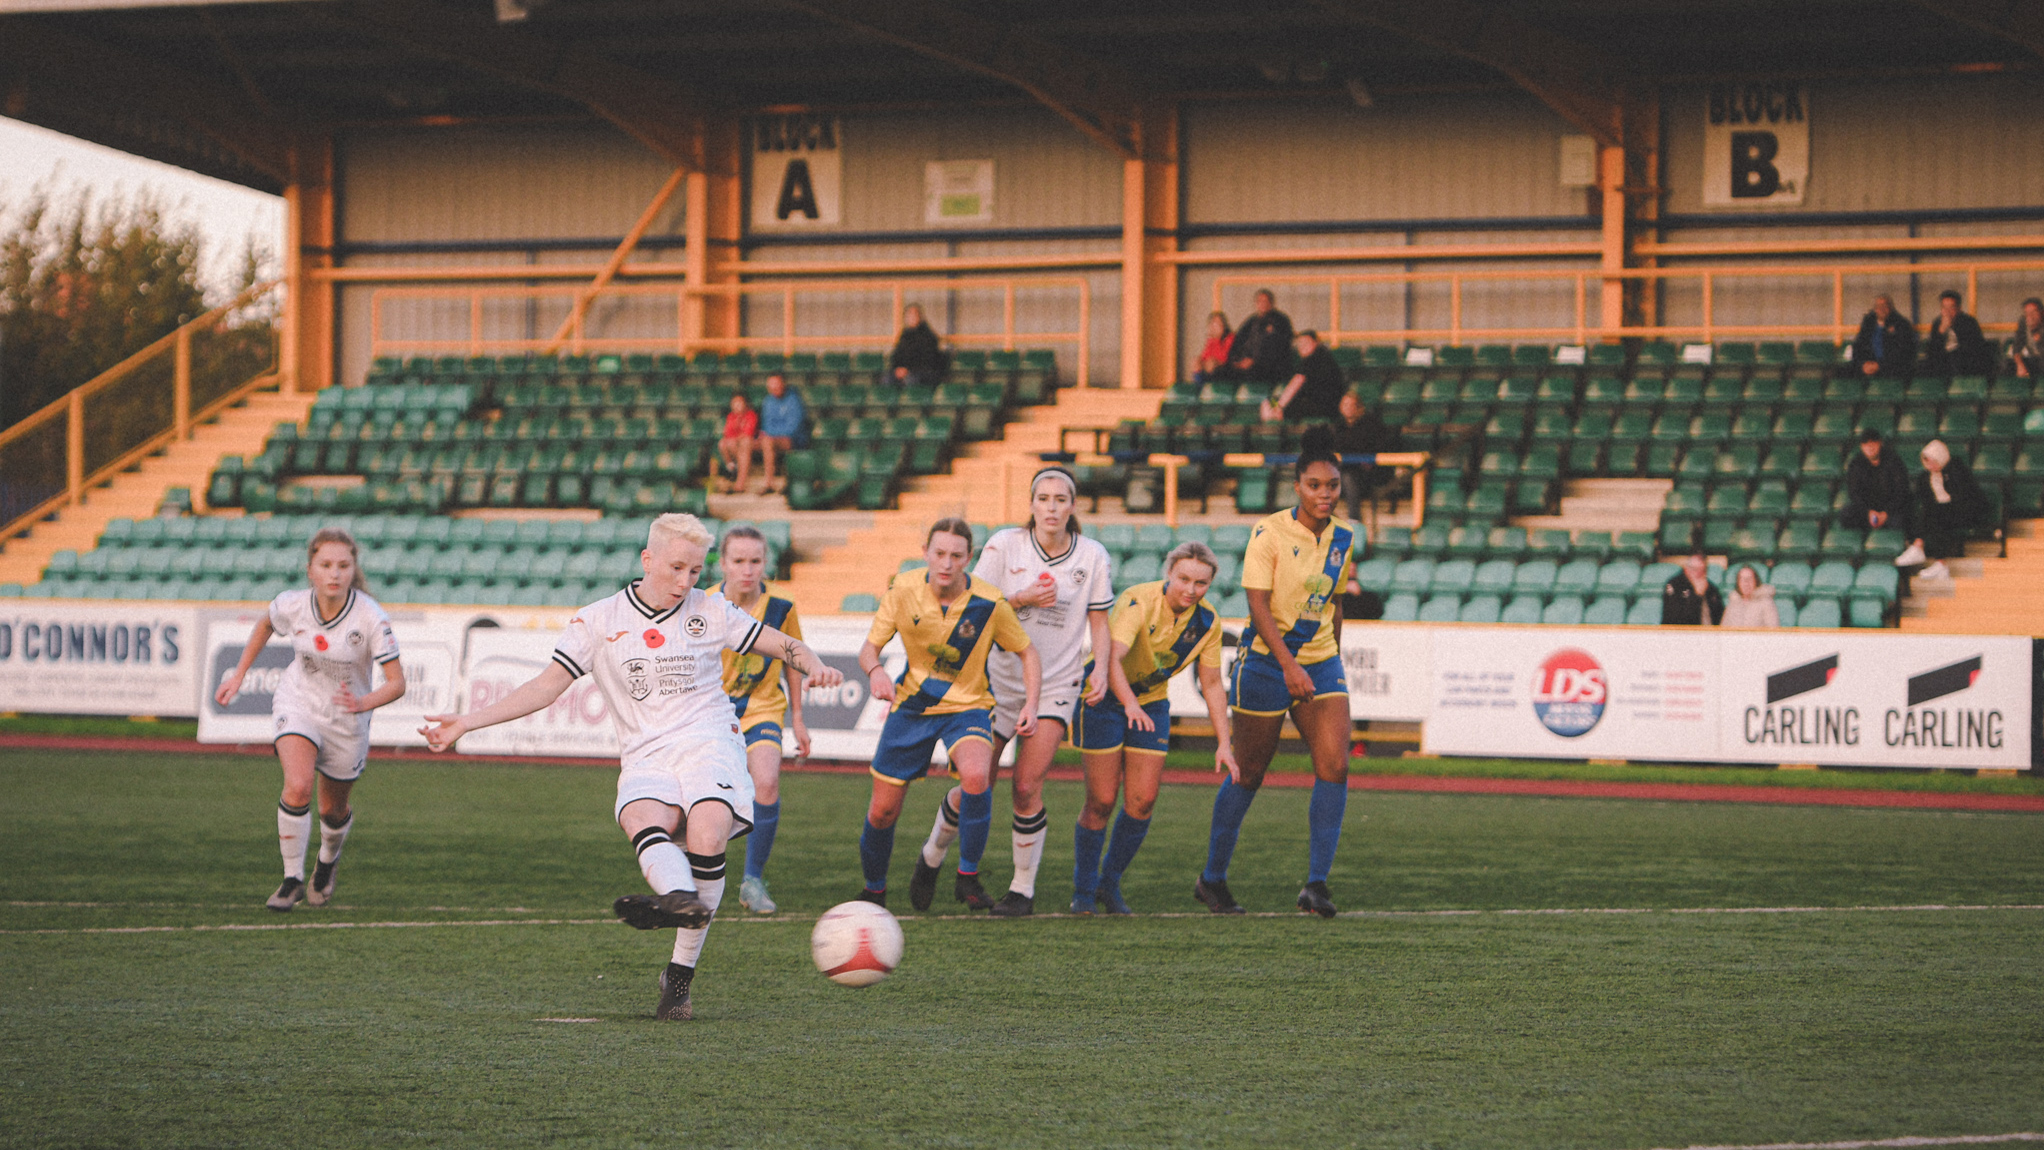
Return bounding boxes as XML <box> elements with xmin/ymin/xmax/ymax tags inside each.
<box><xmin>215</xmin><ymin>528</ymin><xmax>407</xmax><ymax>913</ymax></box>
<box><xmin>716</xmin><ymin>524</ymin><xmax>808</xmax><ymax>915</ymax></box>
<box><xmin>1196</xmin><ymin>426</ymin><xmax>1359</xmax><ymax>918</ymax></box>
<box><xmin>1069</xmin><ymin>541</ymin><xmax>1235</xmax><ymax>915</ymax></box>
<box><xmin>419</xmin><ymin>513</ymin><xmax>839</xmax><ymax>1021</ymax></box>
<box><xmin>915</xmin><ymin>468</ymin><xmax>1112</xmax><ymax>916</ymax></box>
<box><xmin>856</xmin><ymin>517</ymin><xmax>1040</xmax><ymax>911</ymax></box>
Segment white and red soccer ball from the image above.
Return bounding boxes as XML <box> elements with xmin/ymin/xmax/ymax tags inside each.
<box><xmin>810</xmin><ymin>900</ymin><xmax>904</xmax><ymax>987</ymax></box>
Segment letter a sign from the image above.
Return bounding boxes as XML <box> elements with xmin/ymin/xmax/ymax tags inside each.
<box><xmin>750</xmin><ymin>114</ymin><xmax>842</xmax><ymax>228</ymax></box>
<box><xmin>1702</xmin><ymin>83</ymin><xmax>1808</xmax><ymax>206</ymax></box>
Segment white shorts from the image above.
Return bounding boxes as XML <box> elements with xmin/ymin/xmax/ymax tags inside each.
<box><xmin>988</xmin><ymin>651</ymin><xmax>1086</xmax><ymax>740</ymax></box>
<box><xmin>273</xmin><ymin>708</ymin><xmax>370</xmax><ymax>782</ymax></box>
<box><xmin>614</xmin><ymin>733</ymin><xmax>756</xmax><ymax>835</ymax></box>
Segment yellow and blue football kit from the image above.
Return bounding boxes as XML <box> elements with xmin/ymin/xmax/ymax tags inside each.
<box><xmin>1072</xmin><ymin>580</ymin><xmax>1223</xmax><ymax>754</ymax></box>
<box><xmin>1230</xmin><ymin>508</ymin><xmax>1358</xmax><ymax>715</ymax></box>
<box><xmin>719</xmin><ymin>584</ymin><xmax>802</xmax><ymax>748</ymax></box>
<box><xmin>865</xmin><ymin>572</ymin><xmax>1031</xmax><ymax>783</ymax></box>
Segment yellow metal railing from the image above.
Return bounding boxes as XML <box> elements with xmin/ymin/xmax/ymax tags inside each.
<box><xmin>0</xmin><ymin>281</ymin><xmax>281</xmax><ymax>545</ymax></box>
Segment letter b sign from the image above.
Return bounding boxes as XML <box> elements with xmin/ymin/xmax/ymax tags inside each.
<box><xmin>1730</xmin><ymin>131</ymin><xmax>1780</xmax><ymax>199</ymax></box>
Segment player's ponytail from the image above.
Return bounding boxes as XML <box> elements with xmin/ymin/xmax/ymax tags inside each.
<box><xmin>1298</xmin><ymin>424</ymin><xmax>1340</xmax><ymax>473</ymax></box>
<box><xmin>306</xmin><ymin>527</ymin><xmax>369</xmax><ymax>592</ymax></box>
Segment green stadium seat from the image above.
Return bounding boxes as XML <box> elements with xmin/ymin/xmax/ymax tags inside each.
<box><xmin>1552</xmin><ymin>559</ymin><xmax>1599</xmax><ymax>596</ymax></box>
<box><xmin>1390</xmin><ymin>558</ymin><xmax>1435</xmax><ymax>594</ymax></box>
<box><xmin>1417</xmin><ymin>594</ymin><xmax>1462</xmax><ymax>622</ymax></box>
<box><xmin>1798</xmin><ymin>597</ymin><xmax>1843</xmax><ymax>628</ymax></box>
<box><xmin>1584</xmin><ymin>596</ymin><xmax>1628</xmax><ymax>625</ymax></box>
<box><xmin>1500</xmin><ymin>596</ymin><xmax>1544</xmax><ymax>624</ymax></box>
<box><xmin>1541</xmin><ymin>596</ymin><xmax>1585</xmax><ymax>625</ymax></box>
<box><xmin>1459</xmin><ymin>594</ymin><xmax>1504</xmax><ymax>623</ymax></box>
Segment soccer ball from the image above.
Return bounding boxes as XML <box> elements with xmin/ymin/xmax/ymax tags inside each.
<box><xmin>810</xmin><ymin>900</ymin><xmax>904</xmax><ymax>987</ymax></box>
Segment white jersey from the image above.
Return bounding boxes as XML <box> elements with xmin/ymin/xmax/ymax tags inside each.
<box><xmin>975</xmin><ymin>528</ymin><xmax>1114</xmax><ymax>713</ymax></box>
<box><xmin>551</xmin><ymin>581</ymin><xmax>765</xmax><ymax>770</ymax></box>
<box><xmin>267</xmin><ymin>588</ymin><xmax>399</xmax><ymax>723</ymax></box>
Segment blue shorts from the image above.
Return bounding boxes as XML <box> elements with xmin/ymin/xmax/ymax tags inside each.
<box><xmin>742</xmin><ymin>721</ymin><xmax>782</xmax><ymax>749</ymax></box>
<box><xmin>870</xmin><ymin>708</ymin><xmax>995</xmax><ymax>786</ymax></box>
<box><xmin>1070</xmin><ymin>697</ymin><xmax>1172</xmax><ymax>754</ymax></box>
<box><xmin>1228</xmin><ymin>650</ymin><xmax>1347</xmax><ymax>716</ymax></box>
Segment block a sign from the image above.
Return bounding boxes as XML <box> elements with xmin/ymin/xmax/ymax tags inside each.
<box><xmin>1702</xmin><ymin>82</ymin><xmax>1808</xmax><ymax>206</ymax></box>
<box><xmin>750</xmin><ymin>114</ymin><xmax>842</xmax><ymax>228</ymax></box>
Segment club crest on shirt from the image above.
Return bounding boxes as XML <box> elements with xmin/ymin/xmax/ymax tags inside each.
<box><xmin>956</xmin><ymin>619</ymin><xmax>977</xmax><ymax>640</ymax></box>
<box><xmin>623</xmin><ymin>658</ymin><xmax>651</xmax><ymax>701</ymax></box>
<box><xmin>346</xmin><ymin>630</ymin><xmax>363</xmax><ymax>647</ymax></box>
<box><xmin>684</xmin><ymin>615</ymin><xmax>708</xmax><ymax>638</ymax></box>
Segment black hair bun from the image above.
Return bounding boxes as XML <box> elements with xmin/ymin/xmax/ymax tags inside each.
<box><xmin>1299</xmin><ymin>425</ymin><xmax>1336</xmax><ymax>455</ymax></box>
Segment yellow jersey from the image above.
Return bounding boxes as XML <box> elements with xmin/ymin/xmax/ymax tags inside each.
<box><xmin>719</xmin><ymin>584</ymin><xmax>801</xmax><ymax>731</ymax></box>
<box><xmin>1104</xmin><ymin>580</ymin><xmax>1224</xmax><ymax>706</ymax></box>
<box><xmin>1240</xmin><ymin>508</ymin><xmax>1359</xmax><ymax>662</ymax></box>
<box><xmin>868</xmin><ymin>572</ymin><xmax>1032</xmax><ymax>715</ymax></box>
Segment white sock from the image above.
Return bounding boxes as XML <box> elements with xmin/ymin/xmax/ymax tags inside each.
<box><xmin>631</xmin><ymin>826</ymin><xmax>695</xmax><ymax>894</ymax></box>
<box><xmin>1009</xmin><ymin>809</ymin><xmax>1048</xmax><ymax>898</ymax></box>
<box><xmin>277</xmin><ymin>801</ymin><xmax>311</xmax><ymax>878</ymax></box>
<box><xmin>672</xmin><ymin>852</ymin><xmax>727</xmax><ymax>967</ymax></box>
<box><xmin>920</xmin><ymin>791</ymin><xmax>961</xmax><ymax>867</ymax></box>
<box><xmin>317</xmin><ymin>811</ymin><xmax>353</xmax><ymax>865</ymax></box>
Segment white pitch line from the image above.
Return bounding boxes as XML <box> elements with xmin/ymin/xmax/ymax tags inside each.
<box><xmin>1643</xmin><ymin>1132</ymin><xmax>2043</xmax><ymax>1150</ymax></box>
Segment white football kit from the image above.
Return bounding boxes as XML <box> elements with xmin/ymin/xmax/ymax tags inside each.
<box><xmin>974</xmin><ymin>528</ymin><xmax>1115</xmax><ymax>738</ymax></box>
<box><xmin>267</xmin><ymin>587</ymin><xmax>400</xmax><ymax>781</ymax></box>
<box><xmin>551</xmin><ymin>581</ymin><xmax>766</xmax><ymax>827</ymax></box>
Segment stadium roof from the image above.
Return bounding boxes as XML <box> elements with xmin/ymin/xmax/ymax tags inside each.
<box><xmin>0</xmin><ymin>0</ymin><xmax>2036</xmax><ymax>192</ymax></box>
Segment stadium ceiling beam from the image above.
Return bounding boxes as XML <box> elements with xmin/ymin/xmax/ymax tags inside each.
<box><xmin>336</xmin><ymin>0</ymin><xmax>724</xmax><ymax>173</ymax></box>
<box><xmin>1304</xmin><ymin>0</ymin><xmax>1628</xmax><ymax>147</ymax></box>
<box><xmin>1909</xmin><ymin>0</ymin><xmax>2044</xmax><ymax>62</ymax></box>
<box><xmin>775</xmin><ymin>0</ymin><xmax>1150</xmax><ymax>159</ymax></box>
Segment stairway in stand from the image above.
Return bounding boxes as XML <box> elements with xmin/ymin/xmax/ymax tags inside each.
<box><xmin>0</xmin><ymin>382</ymin><xmax>313</xmax><ymax>587</ymax></box>
<box><xmin>779</xmin><ymin>387</ymin><xmax>1160</xmax><ymax>613</ymax></box>
<box><xmin>1900</xmin><ymin>520</ymin><xmax>2044</xmax><ymax>634</ymax></box>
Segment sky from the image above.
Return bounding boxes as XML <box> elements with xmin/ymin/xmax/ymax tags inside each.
<box><xmin>0</xmin><ymin>116</ymin><xmax>286</xmax><ymax>299</ymax></box>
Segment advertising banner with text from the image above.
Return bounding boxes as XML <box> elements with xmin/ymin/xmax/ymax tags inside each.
<box><xmin>0</xmin><ymin>603</ymin><xmax>198</xmax><ymax>716</ymax></box>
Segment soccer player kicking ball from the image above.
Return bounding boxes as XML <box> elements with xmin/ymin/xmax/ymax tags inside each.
<box><xmin>1197</xmin><ymin>427</ymin><xmax>1359</xmax><ymax>918</ymax></box>
<box><xmin>856</xmin><ymin>517</ymin><xmax>1039</xmax><ymax>911</ymax></box>
<box><xmin>216</xmin><ymin>528</ymin><xmax>406</xmax><ymax>913</ymax></box>
<box><xmin>715</xmin><ymin>524</ymin><xmax>809</xmax><ymax>915</ymax></box>
<box><xmin>1069</xmin><ymin>541</ymin><xmax>1234</xmax><ymax>915</ymax></box>
<box><xmin>420</xmin><ymin>514</ymin><xmax>839</xmax><ymax>1021</ymax></box>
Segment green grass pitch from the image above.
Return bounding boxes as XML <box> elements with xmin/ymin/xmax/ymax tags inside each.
<box><xmin>3</xmin><ymin>749</ymin><xmax>2041</xmax><ymax>1149</ymax></box>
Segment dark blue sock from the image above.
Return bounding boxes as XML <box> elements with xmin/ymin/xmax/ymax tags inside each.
<box><xmin>1201</xmin><ymin>778</ymin><xmax>1257</xmax><ymax>884</ymax></box>
<box><xmin>956</xmin><ymin>788</ymin><xmax>994</xmax><ymax>875</ymax></box>
<box><xmin>1307</xmin><ymin>778</ymin><xmax>1348</xmax><ymax>884</ymax></box>
<box><xmin>1101</xmin><ymin>812</ymin><xmax>1152</xmax><ymax>889</ymax></box>
<box><xmin>744</xmin><ymin>799</ymin><xmax>780</xmax><ymax>881</ymax></box>
<box><xmin>1071</xmin><ymin>820</ymin><xmax>1106</xmax><ymax>900</ymax></box>
<box><xmin>859</xmin><ymin>819</ymin><xmax>895</xmax><ymax>892</ymax></box>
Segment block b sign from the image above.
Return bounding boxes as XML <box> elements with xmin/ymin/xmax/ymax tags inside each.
<box><xmin>1702</xmin><ymin>83</ymin><xmax>1808</xmax><ymax>206</ymax></box>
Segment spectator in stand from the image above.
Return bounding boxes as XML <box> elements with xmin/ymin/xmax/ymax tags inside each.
<box><xmin>1840</xmin><ymin>429</ymin><xmax>1913</xmax><ymax>538</ymax></box>
<box><xmin>1193</xmin><ymin>312</ymin><xmax>1236</xmax><ymax>383</ymax></box>
<box><xmin>1260</xmin><ymin>330</ymin><xmax>1343</xmax><ymax>424</ymax></box>
<box><xmin>888</xmin><ymin>303</ymin><xmax>948</xmax><ymax>388</ymax></box>
<box><xmin>1229</xmin><ymin>290</ymin><xmax>1295</xmax><ymax>384</ymax></box>
<box><xmin>1895</xmin><ymin>439</ymin><xmax>1988</xmax><ymax>580</ymax></box>
<box><xmin>1850</xmin><ymin>294</ymin><xmax>1917</xmax><ymax>379</ymax></box>
<box><xmin>2009</xmin><ymin>297</ymin><xmax>2044</xmax><ymax>380</ymax></box>
<box><xmin>718</xmin><ymin>391</ymin><xmax>760</xmax><ymax>494</ymax></box>
<box><xmin>1921</xmin><ymin>290</ymin><xmax>1994</xmax><ymax>378</ymax></box>
<box><xmin>756</xmin><ymin>373</ymin><xmax>807</xmax><ymax>494</ymax></box>
<box><xmin>1329</xmin><ymin>390</ymin><xmax>1396</xmax><ymax>522</ymax></box>
<box><xmin>1662</xmin><ymin>550</ymin><xmax>1725</xmax><ymax>626</ymax></box>
<box><xmin>1720</xmin><ymin>564</ymin><xmax>1780</xmax><ymax>629</ymax></box>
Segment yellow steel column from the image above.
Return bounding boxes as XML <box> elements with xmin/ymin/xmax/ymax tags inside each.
<box><xmin>282</xmin><ymin>136</ymin><xmax>336</xmax><ymax>395</ymax></box>
<box><xmin>1120</xmin><ymin>106</ymin><xmax>1180</xmax><ymax>389</ymax></box>
<box><xmin>1598</xmin><ymin>143</ymin><xmax>1627</xmax><ymax>338</ymax></box>
<box><xmin>684</xmin><ymin>123</ymin><xmax>744</xmax><ymax>354</ymax></box>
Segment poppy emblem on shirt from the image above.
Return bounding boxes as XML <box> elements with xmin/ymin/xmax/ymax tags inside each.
<box><xmin>313</xmin><ymin>635</ymin><xmax>329</xmax><ymax>652</ymax></box>
<box><xmin>684</xmin><ymin>615</ymin><xmax>709</xmax><ymax>638</ymax></box>
<box><xmin>644</xmin><ymin>629</ymin><xmax>665</xmax><ymax>648</ymax></box>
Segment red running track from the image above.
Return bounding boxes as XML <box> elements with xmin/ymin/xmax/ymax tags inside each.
<box><xmin>7</xmin><ymin>733</ymin><xmax>2040</xmax><ymax>813</ymax></box>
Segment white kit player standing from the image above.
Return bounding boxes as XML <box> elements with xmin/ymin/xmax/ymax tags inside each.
<box><xmin>915</xmin><ymin>467</ymin><xmax>1112</xmax><ymax>916</ymax></box>
<box><xmin>216</xmin><ymin>528</ymin><xmax>407</xmax><ymax>913</ymax></box>
<box><xmin>420</xmin><ymin>513</ymin><xmax>839</xmax><ymax>1022</ymax></box>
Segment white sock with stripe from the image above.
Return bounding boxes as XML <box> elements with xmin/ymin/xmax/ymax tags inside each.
<box><xmin>920</xmin><ymin>791</ymin><xmax>961</xmax><ymax>867</ymax></box>
<box><xmin>672</xmin><ymin>851</ymin><xmax>727</xmax><ymax>967</ymax></box>
<box><xmin>632</xmin><ymin>826</ymin><xmax>695</xmax><ymax>894</ymax></box>
<box><xmin>277</xmin><ymin>801</ymin><xmax>311</xmax><ymax>878</ymax></box>
<box><xmin>1009</xmin><ymin>809</ymin><xmax>1048</xmax><ymax>898</ymax></box>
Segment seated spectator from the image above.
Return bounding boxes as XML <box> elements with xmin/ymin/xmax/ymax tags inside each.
<box><xmin>1921</xmin><ymin>290</ymin><xmax>1994</xmax><ymax>378</ymax></box>
<box><xmin>2010</xmin><ymin>297</ymin><xmax>2044</xmax><ymax>380</ymax></box>
<box><xmin>718</xmin><ymin>391</ymin><xmax>760</xmax><ymax>493</ymax></box>
<box><xmin>756</xmin><ymin>372</ymin><xmax>807</xmax><ymax>494</ymax></box>
<box><xmin>1261</xmin><ymin>330</ymin><xmax>1343</xmax><ymax>424</ymax></box>
<box><xmin>1329</xmin><ymin>391</ymin><xmax>1396</xmax><ymax>521</ymax></box>
<box><xmin>1841</xmin><ymin>429</ymin><xmax>1914</xmax><ymax>537</ymax></box>
<box><xmin>1229</xmin><ymin>289</ymin><xmax>1295</xmax><ymax>384</ymax></box>
<box><xmin>1849</xmin><ymin>294</ymin><xmax>1917</xmax><ymax>378</ymax></box>
<box><xmin>1193</xmin><ymin>311</ymin><xmax>1236</xmax><ymax>383</ymax></box>
<box><xmin>1662</xmin><ymin>550</ymin><xmax>1725</xmax><ymax>626</ymax></box>
<box><xmin>1720</xmin><ymin>564</ymin><xmax>1779</xmax><ymax>628</ymax></box>
<box><xmin>888</xmin><ymin>303</ymin><xmax>948</xmax><ymax>387</ymax></box>
<box><xmin>1896</xmin><ymin>439</ymin><xmax>1988</xmax><ymax>580</ymax></box>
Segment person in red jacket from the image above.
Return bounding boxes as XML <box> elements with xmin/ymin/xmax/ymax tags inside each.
<box><xmin>718</xmin><ymin>392</ymin><xmax>761</xmax><ymax>494</ymax></box>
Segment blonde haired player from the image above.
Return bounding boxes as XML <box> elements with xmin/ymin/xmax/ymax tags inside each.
<box><xmin>716</xmin><ymin>524</ymin><xmax>808</xmax><ymax>914</ymax></box>
<box><xmin>420</xmin><ymin>513</ymin><xmax>840</xmax><ymax>1021</ymax></box>
<box><xmin>215</xmin><ymin>528</ymin><xmax>406</xmax><ymax>912</ymax></box>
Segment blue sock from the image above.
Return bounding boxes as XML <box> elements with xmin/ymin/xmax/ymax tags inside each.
<box><xmin>1307</xmin><ymin>778</ymin><xmax>1348</xmax><ymax>885</ymax></box>
<box><xmin>1201</xmin><ymin>778</ymin><xmax>1257</xmax><ymax>884</ymax></box>
<box><xmin>859</xmin><ymin>819</ymin><xmax>895</xmax><ymax>892</ymax></box>
<box><xmin>744</xmin><ymin>799</ymin><xmax>780</xmax><ymax>881</ymax></box>
<box><xmin>1101</xmin><ymin>812</ymin><xmax>1151</xmax><ymax>889</ymax></box>
<box><xmin>1071</xmin><ymin>820</ymin><xmax>1106</xmax><ymax>900</ymax></box>
<box><xmin>956</xmin><ymin>788</ymin><xmax>994</xmax><ymax>875</ymax></box>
